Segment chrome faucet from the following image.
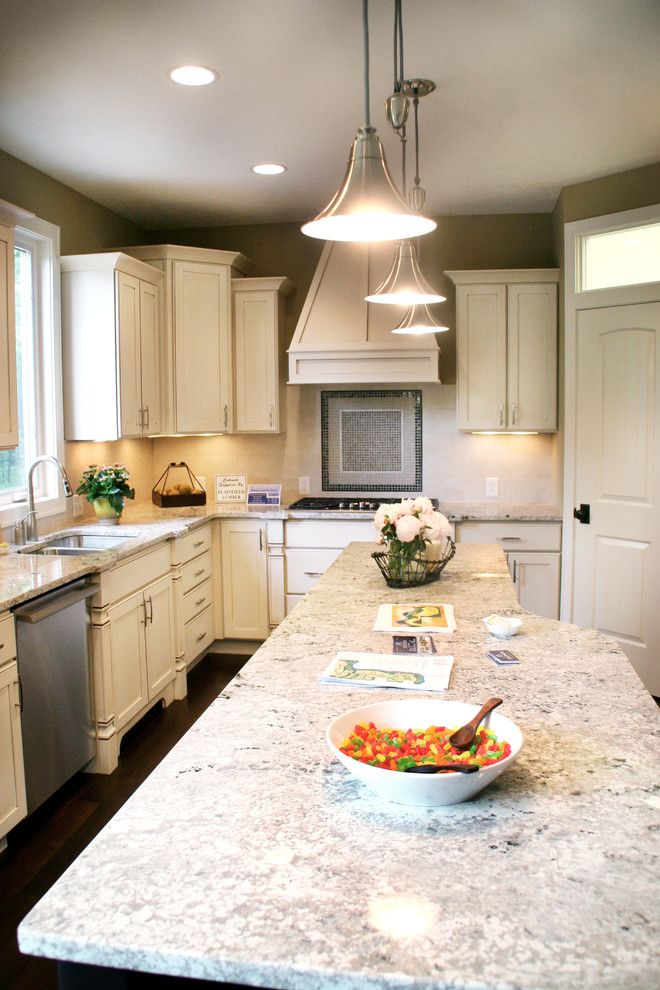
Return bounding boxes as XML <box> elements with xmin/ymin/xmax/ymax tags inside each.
<box><xmin>15</xmin><ymin>455</ymin><xmax>74</xmax><ymax>544</ymax></box>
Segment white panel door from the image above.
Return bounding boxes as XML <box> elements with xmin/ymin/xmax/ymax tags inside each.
<box><xmin>221</xmin><ymin>521</ymin><xmax>269</xmax><ymax>639</ymax></box>
<box><xmin>139</xmin><ymin>278</ymin><xmax>162</xmax><ymax>435</ymax></box>
<box><xmin>144</xmin><ymin>575</ymin><xmax>175</xmax><ymax>699</ymax></box>
<box><xmin>0</xmin><ymin>661</ymin><xmax>27</xmax><ymax>839</ymax></box>
<box><xmin>507</xmin><ymin>283</ymin><xmax>557</xmax><ymax>431</ymax></box>
<box><xmin>116</xmin><ymin>270</ymin><xmax>142</xmax><ymax>438</ymax></box>
<box><xmin>174</xmin><ymin>261</ymin><xmax>231</xmax><ymax>433</ymax></box>
<box><xmin>234</xmin><ymin>292</ymin><xmax>277</xmax><ymax>432</ymax></box>
<box><xmin>571</xmin><ymin>302</ymin><xmax>660</xmax><ymax>694</ymax></box>
<box><xmin>107</xmin><ymin>590</ymin><xmax>148</xmax><ymax>729</ymax></box>
<box><xmin>457</xmin><ymin>284</ymin><xmax>507</xmax><ymax>430</ymax></box>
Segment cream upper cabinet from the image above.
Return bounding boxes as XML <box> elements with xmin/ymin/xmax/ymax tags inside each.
<box><xmin>0</xmin><ymin>223</ymin><xmax>18</xmax><ymax>449</ymax></box>
<box><xmin>447</xmin><ymin>269</ymin><xmax>559</xmax><ymax>432</ymax></box>
<box><xmin>233</xmin><ymin>277</ymin><xmax>293</xmax><ymax>433</ymax></box>
<box><xmin>120</xmin><ymin>245</ymin><xmax>252</xmax><ymax>434</ymax></box>
<box><xmin>62</xmin><ymin>252</ymin><xmax>163</xmax><ymax>440</ymax></box>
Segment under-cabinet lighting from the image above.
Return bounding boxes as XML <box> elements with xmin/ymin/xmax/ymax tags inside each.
<box><xmin>471</xmin><ymin>431</ymin><xmax>539</xmax><ymax>436</ymax></box>
<box><xmin>169</xmin><ymin>65</ymin><xmax>217</xmax><ymax>86</ymax></box>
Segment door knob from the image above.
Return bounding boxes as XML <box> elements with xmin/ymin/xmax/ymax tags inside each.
<box><xmin>573</xmin><ymin>503</ymin><xmax>590</xmax><ymax>525</ymax></box>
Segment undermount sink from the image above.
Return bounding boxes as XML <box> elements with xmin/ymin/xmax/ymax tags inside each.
<box><xmin>20</xmin><ymin>532</ymin><xmax>138</xmax><ymax>555</ymax></box>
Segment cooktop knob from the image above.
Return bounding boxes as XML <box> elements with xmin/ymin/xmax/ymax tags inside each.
<box><xmin>338</xmin><ymin>501</ymin><xmax>348</xmax><ymax>509</ymax></box>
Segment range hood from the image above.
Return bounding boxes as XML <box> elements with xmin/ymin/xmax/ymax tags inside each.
<box><xmin>288</xmin><ymin>241</ymin><xmax>441</xmax><ymax>384</ymax></box>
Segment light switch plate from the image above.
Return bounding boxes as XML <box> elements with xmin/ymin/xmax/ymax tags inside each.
<box><xmin>72</xmin><ymin>494</ymin><xmax>84</xmax><ymax>519</ymax></box>
<box><xmin>486</xmin><ymin>477</ymin><xmax>499</xmax><ymax>497</ymax></box>
<box><xmin>298</xmin><ymin>476</ymin><xmax>310</xmax><ymax>494</ymax></box>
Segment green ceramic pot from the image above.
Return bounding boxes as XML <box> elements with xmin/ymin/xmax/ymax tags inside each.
<box><xmin>93</xmin><ymin>496</ymin><xmax>122</xmax><ymax>525</ymax></box>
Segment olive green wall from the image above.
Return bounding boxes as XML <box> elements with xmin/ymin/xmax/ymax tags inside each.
<box><xmin>151</xmin><ymin>213</ymin><xmax>556</xmax><ymax>384</ymax></box>
<box><xmin>0</xmin><ymin>149</ymin><xmax>145</xmax><ymax>254</ymax></box>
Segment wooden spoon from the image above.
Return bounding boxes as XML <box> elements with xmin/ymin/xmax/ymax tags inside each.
<box><xmin>405</xmin><ymin>762</ymin><xmax>479</xmax><ymax>775</ymax></box>
<box><xmin>448</xmin><ymin>697</ymin><xmax>503</xmax><ymax>751</ymax></box>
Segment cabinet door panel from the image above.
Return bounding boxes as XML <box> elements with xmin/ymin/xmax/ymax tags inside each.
<box><xmin>139</xmin><ymin>279</ymin><xmax>162</xmax><ymax>435</ymax></box>
<box><xmin>234</xmin><ymin>292</ymin><xmax>277</xmax><ymax>432</ymax></box>
<box><xmin>107</xmin><ymin>591</ymin><xmax>147</xmax><ymax>729</ymax></box>
<box><xmin>508</xmin><ymin>552</ymin><xmax>560</xmax><ymax>619</ymax></box>
<box><xmin>174</xmin><ymin>262</ymin><xmax>231</xmax><ymax>433</ymax></box>
<box><xmin>145</xmin><ymin>575</ymin><xmax>175</xmax><ymax>699</ymax></box>
<box><xmin>507</xmin><ymin>283</ymin><xmax>557</xmax><ymax>430</ymax></box>
<box><xmin>221</xmin><ymin>522</ymin><xmax>269</xmax><ymax>639</ymax></box>
<box><xmin>0</xmin><ymin>661</ymin><xmax>27</xmax><ymax>839</ymax></box>
<box><xmin>457</xmin><ymin>284</ymin><xmax>507</xmax><ymax>430</ymax></box>
<box><xmin>116</xmin><ymin>271</ymin><xmax>142</xmax><ymax>438</ymax></box>
<box><xmin>0</xmin><ymin>225</ymin><xmax>18</xmax><ymax>448</ymax></box>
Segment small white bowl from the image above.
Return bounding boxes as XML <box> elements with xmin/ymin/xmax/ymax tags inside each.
<box><xmin>326</xmin><ymin>699</ymin><xmax>523</xmax><ymax>807</ymax></box>
<box><xmin>483</xmin><ymin>614</ymin><xmax>523</xmax><ymax>638</ymax></box>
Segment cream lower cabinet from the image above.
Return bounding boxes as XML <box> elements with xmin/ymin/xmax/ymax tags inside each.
<box><xmin>0</xmin><ymin>614</ymin><xmax>26</xmax><ymax>851</ymax></box>
<box><xmin>447</xmin><ymin>269</ymin><xmax>559</xmax><ymax>432</ymax></box>
<box><xmin>62</xmin><ymin>253</ymin><xmax>163</xmax><ymax>440</ymax></box>
<box><xmin>90</xmin><ymin>543</ymin><xmax>176</xmax><ymax>774</ymax></box>
<box><xmin>285</xmin><ymin>519</ymin><xmax>376</xmax><ymax>614</ymax></box>
<box><xmin>233</xmin><ymin>277</ymin><xmax>292</xmax><ymax>433</ymax></box>
<box><xmin>455</xmin><ymin>520</ymin><xmax>561</xmax><ymax>619</ymax></box>
<box><xmin>171</xmin><ymin>523</ymin><xmax>217</xmax><ymax>699</ymax></box>
<box><xmin>220</xmin><ymin>519</ymin><xmax>284</xmax><ymax>639</ymax></box>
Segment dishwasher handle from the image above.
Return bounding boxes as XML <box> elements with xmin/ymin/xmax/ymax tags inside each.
<box><xmin>14</xmin><ymin>581</ymin><xmax>97</xmax><ymax>624</ymax></box>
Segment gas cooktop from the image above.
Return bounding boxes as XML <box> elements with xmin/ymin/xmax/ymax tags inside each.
<box><xmin>287</xmin><ymin>497</ymin><xmax>439</xmax><ymax>512</ymax></box>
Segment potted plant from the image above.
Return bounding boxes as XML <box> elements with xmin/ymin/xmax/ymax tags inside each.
<box><xmin>76</xmin><ymin>464</ymin><xmax>135</xmax><ymax>524</ymax></box>
<box><xmin>372</xmin><ymin>497</ymin><xmax>455</xmax><ymax>587</ymax></box>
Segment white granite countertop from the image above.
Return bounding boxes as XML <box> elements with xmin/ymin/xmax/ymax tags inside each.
<box><xmin>18</xmin><ymin>543</ymin><xmax>659</xmax><ymax>989</ymax></box>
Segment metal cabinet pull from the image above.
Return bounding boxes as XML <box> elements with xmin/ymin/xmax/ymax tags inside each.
<box><xmin>138</xmin><ymin>408</ymin><xmax>144</xmax><ymax>430</ymax></box>
<box><xmin>145</xmin><ymin>596</ymin><xmax>154</xmax><ymax>623</ymax></box>
<box><xmin>194</xmin><ymin>568</ymin><xmax>205</xmax><ymax>577</ymax></box>
<box><xmin>498</xmin><ymin>536</ymin><xmax>522</xmax><ymax>542</ymax></box>
<box><xmin>512</xmin><ymin>402</ymin><xmax>517</xmax><ymax>426</ymax></box>
<box><xmin>512</xmin><ymin>560</ymin><xmax>517</xmax><ymax>583</ymax></box>
<box><xmin>268</xmin><ymin>404</ymin><xmax>273</xmax><ymax>428</ymax></box>
<box><xmin>142</xmin><ymin>601</ymin><xmax>148</xmax><ymax>625</ymax></box>
<box><xmin>194</xmin><ymin>597</ymin><xmax>206</xmax><ymax>607</ymax></box>
<box><xmin>193</xmin><ymin>539</ymin><xmax>204</xmax><ymax>548</ymax></box>
<box><xmin>499</xmin><ymin>403</ymin><xmax>504</xmax><ymax>427</ymax></box>
<box><xmin>16</xmin><ymin>676</ymin><xmax>23</xmax><ymax>712</ymax></box>
<box><xmin>196</xmin><ymin>631</ymin><xmax>207</xmax><ymax>642</ymax></box>
<box><xmin>224</xmin><ymin>404</ymin><xmax>228</xmax><ymax>430</ymax></box>
<box><xmin>304</xmin><ymin>571</ymin><xmax>323</xmax><ymax>578</ymax></box>
<box><xmin>144</xmin><ymin>405</ymin><xmax>149</xmax><ymax>430</ymax></box>
<box><xmin>259</xmin><ymin>529</ymin><xmax>265</xmax><ymax>552</ymax></box>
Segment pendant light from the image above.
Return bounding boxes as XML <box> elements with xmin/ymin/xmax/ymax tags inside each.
<box><xmin>368</xmin><ymin>78</ymin><xmax>444</xmax><ymax>305</ymax></box>
<box><xmin>301</xmin><ymin>0</ymin><xmax>436</xmax><ymax>243</ymax></box>
<box><xmin>391</xmin><ymin>303</ymin><xmax>449</xmax><ymax>335</ymax></box>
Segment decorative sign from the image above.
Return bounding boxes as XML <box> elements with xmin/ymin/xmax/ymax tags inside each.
<box><xmin>215</xmin><ymin>474</ymin><xmax>247</xmax><ymax>503</ymax></box>
<box><xmin>247</xmin><ymin>484</ymin><xmax>282</xmax><ymax>507</ymax></box>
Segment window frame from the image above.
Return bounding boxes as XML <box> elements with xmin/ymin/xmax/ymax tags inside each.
<box><xmin>0</xmin><ymin>215</ymin><xmax>66</xmax><ymax>528</ymax></box>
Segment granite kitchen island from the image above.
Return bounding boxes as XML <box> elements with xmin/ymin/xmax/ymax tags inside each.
<box><xmin>18</xmin><ymin>543</ymin><xmax>660</xmax><ymax>989</ymax></box>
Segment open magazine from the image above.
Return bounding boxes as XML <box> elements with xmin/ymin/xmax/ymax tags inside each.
<box><xmin>321</xmin><ymin>651</ymin><xmax>455</xmax><ymax>692</ymax></box>
<box><xmin>373</xmin><ymin>603</ymin><xmax>456</xmax><ymax>635</ymax></box>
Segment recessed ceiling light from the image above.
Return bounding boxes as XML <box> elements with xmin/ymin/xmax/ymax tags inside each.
<box><xmin>169</xmin><ymin>65</ymin><xmax>217</xmax><ymax>86</ymax></box>
<box><xmin>251</xmin><ymin>163</ymin><xmax>288</xmax><ymax>175</ymax></box>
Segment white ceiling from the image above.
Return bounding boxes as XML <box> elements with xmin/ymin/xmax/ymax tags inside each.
<box><xmin>0</xmin><ymin>0</ymin><xmax>658</xmax><ymax>229</ymax></box>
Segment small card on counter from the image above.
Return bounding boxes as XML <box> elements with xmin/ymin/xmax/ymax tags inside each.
<box><xmin>487</xmin><ymin>649</ymin><xmax>521</xmax><ymax>666</ymax></box>
<box><xmin>215</xmin><ymin>474</ymin><xmax>247</xmax><ymax>503</ymax></box>
<box><xmin>374</xmin><ymin>603</ymin><xmax>456</xmax><ymax>636</ymax></box>
<box><xmin>392</xmin><ymin>635</ymin><xmax>438</xmax><ymax>655</ymax></box>
<box><xmin>247</xmin><ymin>484</ymin><xmax>281</xmax><ymax>506</ymax></box>
<box><xmin>321</xmin><ymin>652</ymin><xmax>455</xmax><ymax>692</ymax></box>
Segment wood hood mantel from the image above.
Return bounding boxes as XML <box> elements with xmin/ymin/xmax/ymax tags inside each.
<box><xmin>287</xmin><ymin>241</ymin><xmax>441</xmax><ymax>384</ymax></box>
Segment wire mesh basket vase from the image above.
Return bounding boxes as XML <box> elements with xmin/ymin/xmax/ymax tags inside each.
<box><xmin>372</xmin><ymin>538</ymin><xmax>456</xmax><ymax>589</ymax></box>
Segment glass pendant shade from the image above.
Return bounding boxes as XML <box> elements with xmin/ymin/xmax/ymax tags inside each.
<box><xmin>366</xmin><ymin>240</ymin><xmax>446</xmax><ymax>305</ymax></box>
<box><xmin>301</xmin><ymin>127</ymin><xmax>437</xmax><ymax>243</ymax></box>
<box><xmin>391</xmin><ymin>304</ymin><xmax>449</xmax><ymax>335</ymax></box>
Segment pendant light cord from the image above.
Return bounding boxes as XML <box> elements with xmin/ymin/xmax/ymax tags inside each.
<box><xmin>363</xmin><ymin>0</ymin><xmax>371</xmax><ymax>125</ymax></box>
<box><xmin>394</xmin><ymin>0</ymin><xmax>407</xmax><ymax>195</ymax></box>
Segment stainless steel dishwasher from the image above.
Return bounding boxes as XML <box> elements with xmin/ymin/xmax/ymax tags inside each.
<box><xmin>14</xmin><ymin>579</ymin><xmax>98</xmax><ymax>813</ymax></box>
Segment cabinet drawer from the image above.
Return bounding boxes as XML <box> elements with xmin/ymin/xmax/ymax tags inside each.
<box><xmin>184</xmin><ymin>604</ymin><xmax>214</xmax><ymax>661</ymax></box>
<box><xmin>286</xmin><ymin>519</ymin><xmax>375</xmax><ymax>548</ymax></box>
<box><xmin>0</xmin><ymin>613</ymin><xmax>16</xmax><ymax>665</ymax></box>
<box><xmin>181</xmin><ymin>550</ymin><xmax>213</xmax><ymax>595</ymax></box>
<box><xmin>182</xmin><ymin>577</ymin><xmax>213</xmax><ymax>624</ymax></box>
<box><xmin>456</xmin><ymin>521</ymin><xmax>561</xmax><ymax>552</ymax></box>
<box><xmin>177</xmin><ymin>525</ymin><xmax>212</xmax><ymax>564</ymax></box>
<box><xmin>286</xmin><ymin>548</ymin><xmax>342</xmax><ymax>594</ymax></box>
<box><xmin>96</xmin><ymin>542</ymin><xmax>172</xmax><ymax>607</ymax></box>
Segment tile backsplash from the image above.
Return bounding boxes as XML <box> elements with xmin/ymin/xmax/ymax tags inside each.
<box><xmin>63</xmin><ymin>384</ymin><xmax>561</xmax><ymax>513</ymax></box>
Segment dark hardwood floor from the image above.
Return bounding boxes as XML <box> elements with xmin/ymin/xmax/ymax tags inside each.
<box><xmin>0</xmin><ymin>654</ymin><xmax>249</xmax><ymax>990</ymax></box>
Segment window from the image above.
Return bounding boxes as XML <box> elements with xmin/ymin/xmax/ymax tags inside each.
<box><xmin>579</xmin><ymin>221</ymin><xmax>660</xmax><ymax>291</ymax></box>
<box><xmin>0</xmin><ymin>217</ymin><xmax>64</xmax><ymax>521</ymax></box>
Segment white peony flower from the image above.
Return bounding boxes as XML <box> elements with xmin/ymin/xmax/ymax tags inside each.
<box><xmin>420</xmin><ymin>510</ymin><xmax>452</xmax><ymax>541</ymax></box>
<box><xmin>413</xmin><ymin>496</ymin><xmax>434</xmax><ymax>515</ymax></box>
<box><xmin>398</xmin><ymin>498</ymin><xmax>417</xmax><ymax>516</ymax></box>
<box><xmin>374</xmin><ymin>503</ymin><xmax>397</xmax><ymax>531</ymax></box>
<box><xmin>395</xmin><ymin>514</ymin><xmax>424</xmax><ymax>542</ymax></box>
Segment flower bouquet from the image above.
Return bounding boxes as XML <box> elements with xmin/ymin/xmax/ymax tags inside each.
<box><xmin>372</xmin><ymin>497</ymin><xmax>455</xmax><ymax>588</ymax></box>
<box><xmin>76</xmin><ymin>464</ymin><xmax>135</xmax><ymax>524</ymax></box>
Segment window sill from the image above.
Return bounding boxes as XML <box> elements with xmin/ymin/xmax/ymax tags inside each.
<box><xmin>0</xmin><ymin>495</ymin><xmax>70</xmax><ymax>536</ymax></box>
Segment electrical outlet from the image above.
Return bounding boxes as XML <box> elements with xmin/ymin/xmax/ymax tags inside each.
<box><xmin>298</xmin><ymin>476</ymin><xmax>310</xmax><ymax>494</ymax></box>
<box><xmin>486</xmin><ymin>477</ymin><xmax>499</xmax><ymax>497</ymax></box>
<box><xmin>72</xmin><ymin>494</ymin><xmax>84</xmax><ymax>519</ymax></box>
